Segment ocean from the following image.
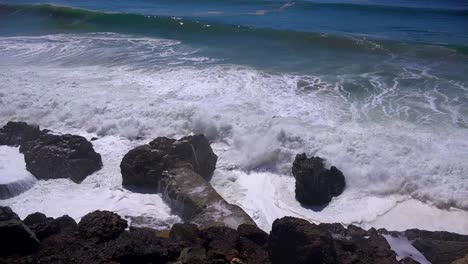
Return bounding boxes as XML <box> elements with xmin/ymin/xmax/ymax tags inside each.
<box><xmin>0</xmin><ymin>0</ymin><xmax>467</xmax><ymax>233</ymax></box>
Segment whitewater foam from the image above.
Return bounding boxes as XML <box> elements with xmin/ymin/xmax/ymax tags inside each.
<box><xmin>1</xmin><ymin>136</ymin><xmax>180</xmax><ymax>229</ymax></box>
<box><xmin>0</xmin><ymin>33</ymin><xmax>467</xmax><ymax>233</ymax></box>
<box><xmin>0</xmin><ymin>146</ymin><xmax>36</xmax><ymax>199</ymax></box>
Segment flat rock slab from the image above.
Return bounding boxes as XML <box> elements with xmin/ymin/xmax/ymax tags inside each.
<box><xmin>162</xmin><ymin>168</ymin><xmax>255</xmax><ymax>229</ymax></box>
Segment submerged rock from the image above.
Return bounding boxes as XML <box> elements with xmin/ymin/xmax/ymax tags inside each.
<box><xmin>292</xmin><ymin>153</ymin><xmax>345</xmax><ymax>206</ymax></box>
<box><xmin>0</xmin><ymin>121</ymin><xmax>41</xmax><ymax>147</ymax></box>
<box><xmin>21</xmin><ymin>133</ymin><xmax>103</xmax><ymax>183</ymax></box>
<box><xmin>121</xmin><ymin>135</ymin><xmax>217</xmax><ymax>190</ymax></box>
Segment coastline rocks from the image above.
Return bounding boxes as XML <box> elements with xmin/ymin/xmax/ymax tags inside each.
<box><xmin>0</xmin><ymin>121</ymin><xmax>41</xmax><ymax>147</ymax></box>
<box><xmin>78</xmin><ymin>210</ymin><xmax>128</xmax><ymax>243</ymax></box>
<box><xmin>160</xmin><ymin>168</ymin><xmax>256</xmax><ymax>229</ymax></box>
<box><xmin>121</xmin><ymin>135</ymin><xmax>217</xmax><ymax>190</ymax></box>
<box><xmin>292</xmin><ymin>153</ymin><xmax>346</xmax><ymax>206</ymax></box>
<box><xmin>25</xmin><ymin>214</ymin><xmax>77</xmax><ymax>241</ymax></box>
<box><xmin>121</xmin><ymin>135</ymin><xmax>253</xmax><ymax>229</ymax></box>
<box><xmin>269</xmin><ymin>217</ymin><xmax>336</xmax><ymax>264</ymax></box>
<box><xmin>0</xmin><ymin>219</ymin><xmax>39</xmax><ymax>256</ymax></box>
<box><xmin>2</xmin><ymin>208</ymin><xmax>467</xmax><ymax>264</ymax></box>
<box><xmin>21</xmin><ymin>133</ymin><xmax>103</xmax><ymax>183</ymax></box>
<box><xmin>0</xmin><ymin>206</ymin><xmax>20</xmax><ymax>221</ymax></box>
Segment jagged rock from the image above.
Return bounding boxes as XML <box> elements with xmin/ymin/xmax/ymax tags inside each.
<box><xmin>78</xmin><ymin>210</ymin><xmax>128</xmax><ymax>243</ymax></box>
<box><xmin>292</xmin><ymin>153</ymin><xmax>345</xmax><ymax>206</ymax></box>
<box><xmin>25</xmin><ymin>214</ymin><xmax>77</xmax><ymax>241</ymax></box>
<box><xmin>0</xmin><ymin>206</ymin><xmax>19</xmax><ymax>221</ymax></box>
<box><xmin>452</xmin><ymin>255</ymin><xmax>468</xmax><ymax>264</ymax></box>
<box><xmin>178</xmin><ymin>246</ymin><xmax>207</xmax><ymax>263</ymax></box>
<box><xmin>412</xmin><ymin>239</ymin><xmax>468</xmax><ymax>264</ymax></box>
<box><xmin>0</xmin><ymin>220</ymin><xmax>39</xmax><ymax>256</ymax></box>
<box><xmin>169</xmin><ymin>223</ymin><xmax>201</xmax><ymax>246</ymax></box>
<box><xmin>333</xmin><ymin>234</ymin><xmax>398</xmax><ymax>264</ymax></box>
<box><xmin>109</xmin><ymin>228</ymin><xmax>182</xmax><ymax>263</ymax></box>
<box><xmin>121</xmin><ymin>135</ymin><xmax>217</xmax><ymax>190</ymax></box>
<box><xmin>23</xmin><ymin>212</ymin><xmax>49</xmax><ymax>226</ymax></box>
<box><xmin>238</xmin><ymin>224</ymin><xmax>268</xmax><ymax>246</ymax></box>
<box><xmin>0</xmin><ymin>121</ymin><xmax>41</xmax><ymax>147</ymax></box>
<box><xmin>404</xmin><ymin>229</ymin><xmax>468</xmax><ymax>242</ymax></box>
<box><xmin>269</xmin><ymin>217</ymin><xmax>336</xmax><ymax>264</ymax></box>
<box><xmin>201</xmin><ymin>226</ymin><xmax>241</xmax><ymax>263</ymax></box>
<box><xmin>21</xmin><ymin>133</ymin><xmax>102</xmax><ymax>183</ymax></box>
<box><xmin>161</xmin><ymin>168</ymin><xmax>255</xmax><ymax>229</ymax></box>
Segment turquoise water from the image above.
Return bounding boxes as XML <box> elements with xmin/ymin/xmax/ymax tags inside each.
<box><xmin>0</xmin><ymin>1</ymin><xmax>467</xmax><ymax>212</ymax></box>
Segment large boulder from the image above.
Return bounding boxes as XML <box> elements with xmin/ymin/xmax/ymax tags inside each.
<box><xmin>24</xmin><ymin>213</ymin><xmax>77</xmax><ymax>241</ymax></box>
<box><xmin>121</xmin><ymin>135</ymin><xmax>253</xmax><ymax>229</ymax></box>
<box><xmin>269</xmin><ymin>217</ymin><xmax>336</xmax><ymax>264</ymax></box>
<box><xmin>78</xmin><ymin>210</ymin><xmax>128</xmax><ymax>243</ymax></box>
<box><xmin>160</xmin><ymin>168</ymin><xmax>256</xmax><ymax>229</ymax></box>
<box><xmin>292</xmin><ymin>153</ymin><xmax>345</xmax><ymax>206</ymax></box>
<box><xmin>0</xmin><ymin>220</ymin><xmax>40</xmax><ymax>256</ymax></box>
<box><xmin>0</xmin><ymin>121</ymin><xmax>41</xmax><ymax>147</ymax></box>
<box><xmin>20</xmin><ymin>133</ymin><xmax>103</xmax><ymax>183</ymax></box>
<box><xmin>0</xmin><ymin>206</ymin><xmax>20</xmax><ymax>221</ymax></box>
<box><xmin>121</xmin><ymin>135</ymin><xmax>217</xmax><ymax>190</ymax></box>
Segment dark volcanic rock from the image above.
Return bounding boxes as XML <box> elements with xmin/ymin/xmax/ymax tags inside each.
<box><xmin>238</xmin><ymin>224</ymin><xmax>269</xmax><ymax>246</ymax></box>
<box><xmin>26</xmin><ymin>214</ymin><xmax>77</xmax><ymax>241</ymax></box>
<box><xmin>78</xmin><ymin>210</ymin><xmax>128</xmax><ymax>243</ymax></box>
<box><xmin>0</xmin><ymin>220</ymin><xmax>39</xmax><ymax>256</ymax></box>
<box><xmin>269</xmin><ymin>217</ymin><xmax>336</xmax><ymax>264</ymax></box>
<box><xmin>23</xmin><ymin>212</ymin><xmax>49</xmax><ymax>226</ymax></box>
<box><xmin>0</xmin><ymin>121</ymin><xmax>41</xmax><ymax>147</ymax></box>
<box><xmin>109</xmin><ymin>228</ymin><xmax>182</xmax><ymax>264</ymax></box>
<box><xmin>412</xmin><ymin>239</ymin><xmax>468</xmax><ymax>264</ymax></box>
<box><xmin>21</xmin><ymin>133</ymin><xmax>102</xmax><ymax>183</ymax></box>
<box><xmin>292</xmin><ymin>153</ymin><xmax>345</xmax><ymax>206</ymax></box>
<box><xmin>121</xmin><ymin>135</ymin><xmax>253</xmax><ymax>229</ymax></box>
<box><xmin>333</xmin><ymin>234</ymin><xmax>398</xmax><ymax>264</ymax></box>
<box><xmin>161</xmin><ymin>168</ymin><xmax>256</xmax><ymax>229</ymax></box>
<box><xmin>0</xmin><ymin>206</ymin><xmax>20</xmax><ymax>221</ymax></box>
<box><xmin>121</xmin><ymin>135</ymin><xmax>217</xmax><ymax>190</ymax></box>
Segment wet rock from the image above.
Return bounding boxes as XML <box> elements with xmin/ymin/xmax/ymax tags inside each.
<box><xmin>452</xmin><ymin>255</ymin><xmax>468</xmax><ymax>264</ymax></box>
<box><xmin>292</xmin><ymin>153</ymin><xmax>345</xmax><ymax>206</ymax></box>
<box><xmin>412</xmin><ymin>239</ymin><xmax>468</xmax><ymax>264</ymax></box>
<box><xmin>333</xmin><ymin>234</ymin><xmax>398</xmax><ymax>264</ymax></box>
<box><xmin>161</xmin><ymin>168</ymin><xmax>255</xmax><ymax>229</ymax></box>
<box><xmin>0</xmin><ymin>220</ymin><xmax>39</xmax><ymax>256</ymax></box>
<box><xmin>169</xmin><ymin>223</ymin><xmax>201</xmax><ymax>246</ymax></box>
<box><xmin>201</xmin><ymin>226</ymin><xmax>241</xmax><ymax>263</ymax></box>
<box><xmin>399</xmin><ymin>257</ymin><xmax>422</xmax><ymax>264</ymax></box>
<box><xmin>121</xmin><ymin>135</ymin><xmax>217</xmax><ymax>190</ymax></box>
<box><xmin>21</xmin><ymin>133</ymin><xmax>103</xmax><ymax>183</ymax></box>
<box><xmin>26</xmin><ymin>214</ymin><xmax>77</xmax><ymax>241</ymax></box>
<box><xmin>0</xmin><ymin>206</ymin><xmax>20</xmax><ymax>221</ymax></box>
<box><xmin>237</xmin><ymin>224</ymin><xmax>268</xmax><ymax>246</ymax></box>
<box><xmin>178</xmin><ymin>246</ymin><xmax>207</xmax><ymax>263</ymax></box>
<box><xmin>78</xmin><ymin>210</ymin><xmax>127</xmax><ymax>243</ymax></box>
<box><xmin>269</xmin><ymin>217</ymin><xmax>336</xmax><ymax>264</ymax></box>
<box><xmin>109</xmin><ymin>228</ymin><xmax>181</xmax><ymax>264</ymax></box>
<box><xmin>0</xmin><ymin>121</ymin><xmax>41</xmax><ymax>147</ymax></box>
<box><xmin>23</xmin><ymin>212</ymin><xmax>49</xmax><ymax>226</ymax></box>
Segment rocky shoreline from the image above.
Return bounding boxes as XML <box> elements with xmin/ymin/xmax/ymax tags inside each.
<box><xmin>1</xmin><ymin>121</ymin><xmax>468</xmax><ymax>263</ymax></box>
<box><xmin>1</xmin><ymin>206</ymin><xmax>468</xmax><ymax>264</ymax></box>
